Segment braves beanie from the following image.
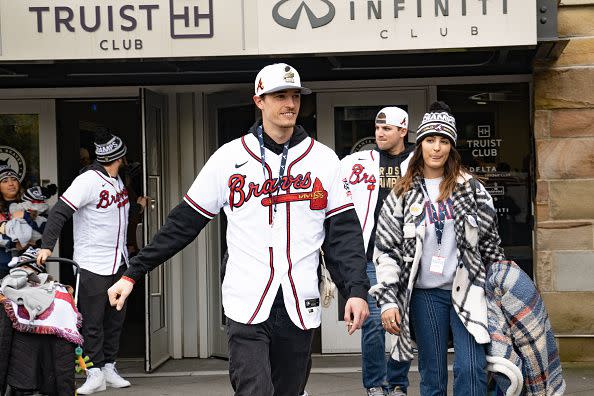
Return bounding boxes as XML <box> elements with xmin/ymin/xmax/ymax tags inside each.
<box><xmin>0</xmin><ymin>164</ymin><xmax>18</xmax><ymax>182</ymax></box>
<box><xmin>94</xmin><ymin>128</ymin><xmax>127</xmax><ymax>163</ymax></box>
<box><xmin>416</xmin><ymin>101</ymin><xmax>457</xmax><ymax>146</ymax></box>
<box><xmin>23</xmin><ymin>184</ymin><xmax>57</xmax><ymax>203</ymax></box>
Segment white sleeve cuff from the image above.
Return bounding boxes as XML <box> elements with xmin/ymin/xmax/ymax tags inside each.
<box><xmin>381</xmin><ymin>303</ymin><xmax>399</xmax><ymax>314</ymax></box>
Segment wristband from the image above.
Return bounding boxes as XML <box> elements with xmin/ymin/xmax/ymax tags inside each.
<box><xmin>121</xmin><ymin>276</ymin><xmax>135</xmax><ymax>285</ymax></box>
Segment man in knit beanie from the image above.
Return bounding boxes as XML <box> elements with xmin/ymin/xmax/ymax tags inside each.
<box><xmin>37</xmin><ymin>128</ymin><xmax>146</xmax><ymax>394</ymax></box>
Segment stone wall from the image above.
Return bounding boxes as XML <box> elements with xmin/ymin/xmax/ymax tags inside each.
<box><xmin>534</xmin><ymin>1</ymin><xmax>594</xmax><ymax>361</ymax></box>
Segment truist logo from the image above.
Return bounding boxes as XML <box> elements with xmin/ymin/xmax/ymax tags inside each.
<box><xmin>97</xmin><ymin>189</ymin><xmax>129</xmax><ymax>209</ymax></box>
<box><xmin>227</xmin><ymin>172</ymin><xmax>327</xmax><ymax>211</ymax></box>
<box><xmin>272</xmin><ymin>0</ymin><xmax>335</xmax><ymax>29</ymax></box>
<box><xmin>27</xmin><ymin>1</ymin><xmax>214</xmax><ymax>52</ymax></box>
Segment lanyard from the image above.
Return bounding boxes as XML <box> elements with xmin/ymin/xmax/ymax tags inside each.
<box><xmin>257</xmin><ymin>126</ymin><xmax>290</xmax><ymax>216</ymax></box>
<box><xmin>420</xmin><ymin>178</ymin><xmax>447</xmax><ymax>246</ymax></box>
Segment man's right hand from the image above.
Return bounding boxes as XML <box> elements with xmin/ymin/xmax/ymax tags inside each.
<box><xmin>381</xmin><ymin>307</ymin><xmax>402</xmax><ymax>335</ymax></box>
<box><xmin>108</xmin><ymin>278</ymin><xmax>135</xmax><ymax>311</ymax></box>
<box><xmin>37</xmin><ymin>248</ymin><xmax>52</xmax><ymax>265</ymax></box>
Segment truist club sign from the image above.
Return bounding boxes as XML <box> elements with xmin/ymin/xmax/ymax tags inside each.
<box><xmin>27</xmin><ymin>1</ymin><xmax>214</xmax><ymax>51</ymax></box>
<box><xmin>0</xmin><ymin>0</ymin><xmax>536</xmax><ymax>61</ymax></box>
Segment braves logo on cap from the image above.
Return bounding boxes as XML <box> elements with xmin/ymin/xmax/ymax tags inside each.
<box><xmin>257</xmin><ymin>78</ymin><xmax>264</xmax><ymax>93</ymax></box>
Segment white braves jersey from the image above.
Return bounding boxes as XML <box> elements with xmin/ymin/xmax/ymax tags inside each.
<box><xmin>184</xmin><ymin>134</ymin><xmax>354</xmax><ymax>329</ymax></box>
<box><xmin>340</xmin><ymin>150</ymin><xmax>411</xmax><ymax>250</ymax></box>
<box><xmin>61</xmin><ymin>169</ymin><xmax>129</xmax><ymax>275</ymax></box>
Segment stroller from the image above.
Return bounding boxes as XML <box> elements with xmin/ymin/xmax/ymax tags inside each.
<box><xmin>0</xmin><ymin>257</ymin><xmax>82</xmax><ymax>396</ymax></box>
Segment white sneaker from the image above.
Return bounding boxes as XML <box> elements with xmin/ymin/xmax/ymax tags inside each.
<box><xmin>366</xmin><ymin>388</ymin><xmax>385</xmax><ymax>396</ymax></box>
<box><xmin>102</xmin><ymin>362</ymin><xmax>131</xmax><ymax>388</ymax></box>
<box><xmin>388</xmin><ymin>386</ymin><xmax>406</xmax><ymax>396</ymax></box>
<box><xmin>77</xmin><ymin>368</ymin><xmax>106</xmax><ymax>394</ymax></box>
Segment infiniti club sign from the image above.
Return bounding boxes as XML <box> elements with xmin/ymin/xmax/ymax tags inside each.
<box><xmin>272</xmin><ymin>0</ymin><xmax>335</xmax><ymax>29</ymax></box>
<box><xmin>0</xmin><ymin>0</ymin><xmax>536</xmax><ymax>61</ymax></box>
<box><xmin>263</xmin><ymin>0</ymin><xmax>536</xmax><ymax>54</ymax></box>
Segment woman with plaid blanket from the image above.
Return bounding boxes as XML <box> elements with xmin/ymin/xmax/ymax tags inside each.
<box><xmin>370</xmin><ymin>101</ymin><xmax>506</xmax><ymax>395</ymax></box>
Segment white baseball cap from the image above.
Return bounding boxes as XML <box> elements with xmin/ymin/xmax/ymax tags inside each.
<box><xmin>375</xmin><ymin>107</ymin><xmax>409</xmax><ymax>129</ymax></box>
<box><xmin>254</xmin><ymin>63</ymin><xmax>312</xmax><ymax>96</ymax></box>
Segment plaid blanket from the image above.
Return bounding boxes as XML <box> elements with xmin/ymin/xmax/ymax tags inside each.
<box><xmin>370</xmin><ymin>173</ymin><xmax>505</xmax><ymax>361</ymax></box>
<box><xmin>486</xmin><ymin>261</ymin><xmax>565</xmax><ymax>396</ymax></box>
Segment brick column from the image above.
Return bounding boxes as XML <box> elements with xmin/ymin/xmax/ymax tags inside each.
<box><xmin>533</xmin><ymin>1</ymin><xmax>594</xmax><ymax>361</ymax></box>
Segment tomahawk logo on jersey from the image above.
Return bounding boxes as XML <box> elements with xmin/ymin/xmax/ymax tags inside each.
<box><xmin>183</xmin><ymin>133</ymin><xmax>353</xmax><ymax>329</ymax></box>
<box><xmin>60</xmin><ymin>170</ymin><xmax>130</xmax><ymax>275</ymax></box>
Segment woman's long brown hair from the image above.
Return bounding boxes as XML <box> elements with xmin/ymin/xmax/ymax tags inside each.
<box><xmin>394</xmin><ymin>140</ymin><xmax>467</xmax><ymax>202</ymax></box>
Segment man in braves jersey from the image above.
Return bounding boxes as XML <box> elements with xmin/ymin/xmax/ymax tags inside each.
<box><xmin>341</xmin><ymin>107</ymin><xmax>414</xmax><ymax>396</ymax></box>
<box><xmin>107</xmin><ymin>63</ymin><xmax>370</xmax><ymax>395</ymax></box>
<box><xmin>37</xmin><ymin>129</ymin><xmax>146</xmax><ymax>394</ymax></box>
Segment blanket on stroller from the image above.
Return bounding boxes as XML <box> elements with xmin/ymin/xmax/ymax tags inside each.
<box><xmin>0</xmin><ymin>271</ymin><xmax>83</xmax><ymax>345</ymax></box>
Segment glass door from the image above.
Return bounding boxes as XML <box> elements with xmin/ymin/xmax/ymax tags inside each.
<box><xmin>141</xmin><ymin>89</ymin><xmax>171</xmax><ymax>371</ymax></box>
<box><xmin>316</xmin><ymin>89</ymin><xmax>428</xmax><ymax>353</ymax></box>
<box><xmin>0</xmin><ymin>100</ymin><xmax>58</xmax><ymax>278</ymax></box>
<box><xmin>205</xmin><ymin>91</ymin><xmax>256</xmax><ymax>358</ymax></box>
<box><xmin>438</xmin><ymin>83</ymin><xmax>533</xmax><ymax>277</ymax></box>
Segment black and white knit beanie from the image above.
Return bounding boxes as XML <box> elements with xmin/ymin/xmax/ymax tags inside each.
<box><xmin>23</xmin><ymin>184</ymin><xmax>57</xmax><ymax>203</ymax></box>
<box><xmin>94</xmin><ymin>128</ymin><xmax>127</xmax><ymax>163</ymax></box>
<box><xmin>8</xmin><ymin>247</ymin><xmax>45</xmax><ymax>273</ymax></box>
<box><xmin>416</xmin><ymin>101</ymin><xmax>457</xmax><ymax>146</ymax></box>
<box><xmin>0</xmin><ymin>164</ymin><xmax>18</xmax><ymax>182</ymax></box>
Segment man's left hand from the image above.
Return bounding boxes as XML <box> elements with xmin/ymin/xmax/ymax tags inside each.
<box><xmin>344</xmin><ymin>297</ymin><xmax>369</xmax><ymax>335</ymax></box>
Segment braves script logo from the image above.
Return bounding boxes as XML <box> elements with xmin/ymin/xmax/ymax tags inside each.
<box><xmin>349</xmin><ymin>164</ymin><xmax>376</xmax><ymax>190</ymax></box>
<box><xmin>97</xmin><ymin>189</ymin><xmax>129</xmax><ymax>209</ymax></box>
<box><xmin>228</xmin><ymin>172</ymin><xmax>327</xmax><ymax>210</ymax></box>
<box><xmin>272</xmin><ymin>0</ymin><xmax>335</xmax><ymax>29</ymax></box>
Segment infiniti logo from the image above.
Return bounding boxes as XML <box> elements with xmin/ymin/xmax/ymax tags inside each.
<box><xmin>272</xmin><ymin>0</ymin><xmax>335</xmax><ymax>30</ymax></box>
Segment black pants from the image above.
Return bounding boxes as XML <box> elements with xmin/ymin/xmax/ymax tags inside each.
<box><xmin>226</xmin><ymin>289</ymin><xmax>314</xmax><ymax>396</ymax></box>
<box><xmin>78</xmin><ymin>266</ymin><xmax>127</xmax><ymax>368</ymax></box>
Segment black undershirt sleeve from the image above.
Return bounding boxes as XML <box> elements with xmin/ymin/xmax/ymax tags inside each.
<box><xmin>322</xmin><ymin>209</ymin><xmax>369</xmax><ymax>300</ymax></box>
<box><xmin>123</xmin><ymin>201</ymin><xmax>210</xmax><ymax>282</ymax></box>
<box><xmin>41</xmin><ymin>200</ymin><xmax>75</xmax><ymax>251</ymax></box>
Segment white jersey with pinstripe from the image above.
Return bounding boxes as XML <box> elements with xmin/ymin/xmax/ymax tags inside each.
<box><xmin>60</xmin><ymin>169</ymin><xmax>130</xmax><ymax>275</ymax></box>
<box><xmin>184</xmin><ymin>133</ymin><xmax>354</xmax><ymax>329</ymax></box>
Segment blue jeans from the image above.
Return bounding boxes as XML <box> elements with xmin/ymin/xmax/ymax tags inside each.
<box><xmin>410</xmin><ymin>288</ymin><xmax>487</xmax><ymax>396</ymax></box>
<box><xmin>362</xmin><ymin>262</ymin><xmax>411</xmax><ymax>391</ymax></box>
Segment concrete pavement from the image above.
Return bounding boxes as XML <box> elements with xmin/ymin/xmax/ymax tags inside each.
<box><xmin>88</xmin><ymin>356</ymin><xmax>594</xmax><ymax>395</ymax></box>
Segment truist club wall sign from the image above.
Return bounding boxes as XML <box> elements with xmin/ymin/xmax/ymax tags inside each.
<box><xmin>0</xmin><ymin>0</ymin><xmax>536</xmax><ymax>61</ymax></box>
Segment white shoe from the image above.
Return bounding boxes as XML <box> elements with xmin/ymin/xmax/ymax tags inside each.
<box><xmin>77</xmin><ymin>368</ymin><xmax>106</xmax><ymax>394</ymax></box>
<box><xmin>102</xmin><ymin>362</ymin><xmax>131</xmax><ymax>388</ymax></box>
<box><xmin>366</xmin><ymin>388</ymin><xmax>386</xmax><ymax>396</ymax></box>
